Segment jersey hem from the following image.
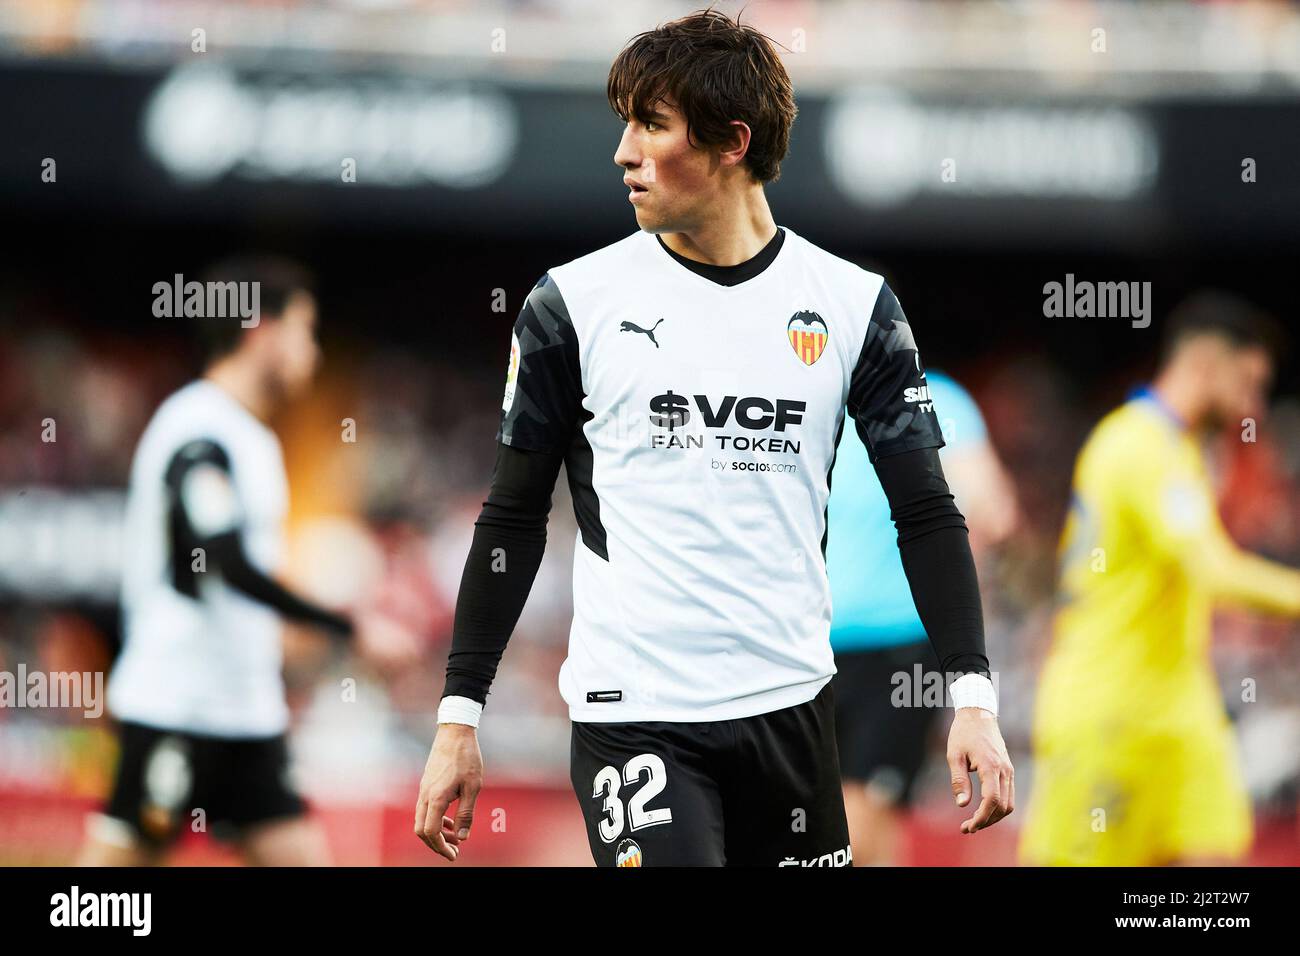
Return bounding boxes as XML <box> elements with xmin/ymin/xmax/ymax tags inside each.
<box><xmin>107</xmin><ymin>705</ymin><xmax>290</xmax><ymax>740</ymax></box>
<box><xmin>565</xmin><ymin>674</ymin><xmax>832</xmax><ymax>724</ymax></box>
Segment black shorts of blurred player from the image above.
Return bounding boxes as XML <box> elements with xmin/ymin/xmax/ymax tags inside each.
<box><xmin>832</xmin><ymin>639</ymin><xmax>940</xmax><ymax>865</ymax></box>
<box><xmin>80</xmin><ymin>720</ymin><xmax>330</xmax><ymax>866</ymax></box>
<box><xmin>570</xmin><ymin>683</ymin><xmax>851</xmax><ymax>866</ymax></box>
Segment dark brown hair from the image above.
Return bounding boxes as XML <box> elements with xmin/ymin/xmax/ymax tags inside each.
<box><xmin>197</xmin><ymin>255</ymin><xmax>315</xmax><ymax>361</ymax></box>
<box><xmin>607</xmin><ymin>7</ymin><xmax>797</xmax><ymax>183</ymax></box>
<box><xmin>1160</xmin><ymin>290</ymin><xmax>1287</xmax><ymax>366</ymax></box>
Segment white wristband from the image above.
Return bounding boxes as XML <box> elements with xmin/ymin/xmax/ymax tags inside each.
<box><xmin>949</xmin><ymin>674</ymin><xmax>997</xmax><ymax>715</ymax></box>
<box><xmin>437</xmin><ymin>696</ymin><xmax>483</xmax><ymax>728</ymax></box>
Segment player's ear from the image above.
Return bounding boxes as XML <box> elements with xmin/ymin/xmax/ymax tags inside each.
<box><xmin>240</xmin><ymin>315</ymin><xmax>283</xmax><ymax>363</ymax></box>
<box><xmin>718</xmin><ymin>121</ymin><xmax>751</xmax><ymax>169</ymax></box>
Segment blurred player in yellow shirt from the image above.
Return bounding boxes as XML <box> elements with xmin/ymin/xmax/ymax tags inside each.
<box><xmin>1021</xmin><ymin>292</ymin><xmax>1300</xmax><ymax>866</ymax></box>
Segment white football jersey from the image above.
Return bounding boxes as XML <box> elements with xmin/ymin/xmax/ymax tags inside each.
<box><xmin>498</xmin><ymin>227</ymin><xmax>945</xmax><ymax>722</ymax></box>
<box><xmin>109</xmin><ymin>380</ymin><xmax>291</xmax><ymax>736</ymax></box>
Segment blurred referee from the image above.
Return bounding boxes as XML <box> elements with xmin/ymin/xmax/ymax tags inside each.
<box><xmin>828</xmin><ymin>370</ymin><xmax>1017</xmax><ymax>864</ymax></box>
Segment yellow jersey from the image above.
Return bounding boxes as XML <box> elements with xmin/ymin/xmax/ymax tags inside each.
<box><xmin>1021</xmin><ymin>390</ymin><xmax>1300</xmax><ymax>864</ymax></box>
<box><xmin>1039</xmin><ymin>392</ymin><xmax>1299</xmax><ymax>738</ymax></box>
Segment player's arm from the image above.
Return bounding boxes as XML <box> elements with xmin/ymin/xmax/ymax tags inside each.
<box><xmin>416</xmin><ymin>274</ymin><xmax>581</xmax><ymax>861</ymax></box>
<box><xmin>170</xmin><ymin>442</ymin><xmax>351</xmax><ymax>635</ymax></box>
<box><xmin>932</xmin><ymin>381</ymin><xmax>1019</xmax><ymax>550</ymax></box>
<box><xmin>204</xmin><ymin>532</ymin><xmax>353</xmax><ymax>634</ymax></box>
<box><xmin>441</xmin><ymin>443</ymin><xmax>565</xmax><ymax>703</ymax></box>
<box><xmin>1129</xmin><ymin>446</ymin><xmax>1300</xmax><ymax>616</ymax></box>
<box><xmin>874</xmin><ymin>449</ymin><xmax>988</xmax><ymax>679</ymax></box>
<box><xmin>847</xmin><ymin>282</ymin><xmax>1013</xmax><ymax>833</ymax></box>
<box><xmin>948</xmin><ymin>442</ymin><xmax>1018</xmax><ymax>547</ymax></box>
<box><xmin>169</xmin><ymin>441</ymin><xmax>417</xmax><ymax>665</ymax></box>
<box><xmin>1204</xmin><ymin>546</ymin><xmax>1300</xmax><ymax>615</ymax></box>
<box><xmin>416</xmin><ymin>441</ymin><xmax>563</xmax><ymax>861</ymax></box>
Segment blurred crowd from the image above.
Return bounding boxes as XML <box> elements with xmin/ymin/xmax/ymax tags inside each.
<box><xmin>7</xmin><ymin>0</ymin><xmax>1300</xmax><ymax>90</ymax></box>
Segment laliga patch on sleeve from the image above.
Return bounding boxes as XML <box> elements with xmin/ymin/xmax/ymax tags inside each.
<box><xmin>502</xmin><ymin>330</ymin><xmax>520</xmax><ymax>413</ymax></box>
<box><xmin>1162</xmin><ymin>480</ymin><xmax>1210</xmax><ymax>535</ymax></box>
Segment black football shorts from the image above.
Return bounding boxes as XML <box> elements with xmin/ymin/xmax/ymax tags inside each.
<box><xmin>570</xmin><ymin>682</ymin><xmax>851</xmax><ymax>867</ymax></box>
<box><xmin>103</xmin><ymin>720</ymin><xmax>306</xmax><ymax>846</ymax></box>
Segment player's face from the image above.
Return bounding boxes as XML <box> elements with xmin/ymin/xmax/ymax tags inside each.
<box><xmin>1209</xmin><ymin>343</ymin><xmax>1272</xmax><ymax>427</ymax></box>
<box><xmin>614</xmin><ymin>100</ymin><xmax>719</xmax><ymax>233</ymax></box>
<box><xmin>265</xmin><ymin>291</ymin><xmax>322</xmax><ymax>400</ymax></box>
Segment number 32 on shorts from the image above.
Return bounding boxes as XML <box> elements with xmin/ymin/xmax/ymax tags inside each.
<box><xmin>592</xmin><ymin>754</ymin><xmax>672</xmax><ymax>843</ymax></box>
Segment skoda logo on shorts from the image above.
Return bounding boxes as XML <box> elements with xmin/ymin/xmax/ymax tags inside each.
<box><xmin>615</xmin><ymin>838</ymin><xmax>643</xmax><ymax>867</ymax></box>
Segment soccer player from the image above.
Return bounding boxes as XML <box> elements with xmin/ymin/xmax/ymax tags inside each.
<box><xmin>415</xmin><ymin>10</ymin><xmax>1013</xmax><ymax>867</ymax></box>
<box><xmin>1020</xmin><ymin>292</ymin><xmax>1300</xmax><ymax>866</ymax></box>
<box><xmin>81</xmin><ymin>257</ymin><xmax>415</xmax><ymax>867</ymax></box>
<box><xmin>828</xmin><ymin>371</ymin><xmax>1017</xmax><ymax>865</ymax></box>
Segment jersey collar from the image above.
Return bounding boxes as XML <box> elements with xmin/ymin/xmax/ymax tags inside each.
<box><xmin>1129</xmin><ymin>384</ymin><xmax>1188</xmax><ymax>431</ymax></box>
<box><xmin>654</xmin><ymin>227</ymin><xmax>785</xmax><ymax>287</ymax></box>
<box><xmin>647</xmin><ymin>225</ymin><xmax>794</xmax><ymax>294</ymax></box>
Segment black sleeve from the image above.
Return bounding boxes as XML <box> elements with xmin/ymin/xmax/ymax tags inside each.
<box><xmin>497</xmin><ymin>273</ymin><xmax>583</xmax><ymax>454</ymax></box>
<box><xmin>441</xmin><ymin>440</ymin><xmax>566</xmax><ymax>705</ymax></box>
<box><xmin>204</xmin><ymin>531</ymin><xmax>353</xmax><ymax>638</ymax></box>
<box><xmin>872</xmin><ymin>446</ymin><xmax>990</xmax><ymax>678</ymax></box>
<box><xmin>166</xmin><ymin>439</ymin><xmax>352</xmax><ymax>638</ymax></box>
<box><xmin>846</xmin><ymin>282</ymin><xmax>946</xmax><ymax>463</ymax></box>
<box><xmin>440</xmin><ymin>274</ymin><xmax>582</xmax><ymax>706</ymax></box>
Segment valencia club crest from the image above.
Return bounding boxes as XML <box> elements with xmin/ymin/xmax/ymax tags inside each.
<box><xmin>615</xmin><ymin>838</ymin><xmax>643</xmax><ymax>867</ymax></box>
<box><xmin>787</xmin><ymin>311</ymin><xmax>828</xmax><ymax>366</ymax></box>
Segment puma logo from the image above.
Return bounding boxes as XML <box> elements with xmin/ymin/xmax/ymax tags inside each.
<box><xmin>619</xmin><ymin>318</ymin><xmax>665</xmax><ymax>348</ymax></box>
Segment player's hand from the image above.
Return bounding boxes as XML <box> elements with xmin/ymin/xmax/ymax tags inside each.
<box><xmin>946</xmin><ymin>708</ymin><xmax>1014</xmax><ymax>834</ymax></box>
<box><xmin>415</xmin><ymin>724</ymin><xmax>483</xmax><ymax>862</ymax></box>
<box><xmin>353</xmin><ymin>610</ymin><xmax>421</xmax><ymax>671</ymax></box>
